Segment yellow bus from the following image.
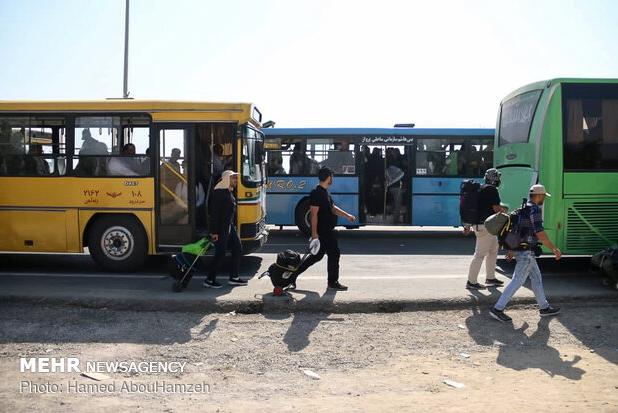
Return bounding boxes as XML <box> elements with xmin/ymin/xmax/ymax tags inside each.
<box><xmin>0</xmin><ymin>100</ymin><xmax>268</xmax><ymax>271</ymax></box>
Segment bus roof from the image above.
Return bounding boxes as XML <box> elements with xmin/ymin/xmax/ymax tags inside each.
<box><xmin>0</xmin><ymin>99</ymin><xmax>253</xmax><ymax>112</ymax></box>
<box><xmin>501</xmin><ymin>78</ymin><xmax>618</xmax><ymax>103</ymax></box>
<box><xmin>0</xmin><ymin>100</ymin><xmax>260</xmax><ymax>123</ymax></box>
<box><xmin>263</xmin><ymin>127</ymin><xmax>495</xmax><ymax>138</ymax></box>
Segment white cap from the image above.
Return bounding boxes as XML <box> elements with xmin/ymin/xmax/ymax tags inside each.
<box><xmin>529</xmin><ymin>184</ymin><xmax>551</xmax><ymax>197</ymax></box>
<box><xmin>221</xmin><ymin>170</ymin><xmax>238</xmax><ymax>178</ymax></box>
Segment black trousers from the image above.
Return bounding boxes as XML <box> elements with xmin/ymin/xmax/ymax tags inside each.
<box><xmin>207</xmin><ymin>225</ymin><xmax>242</xmax><ymax>281</ymax></box>
<box><xmin>294</xmin><ymin>230</ymin><xmax>340</xmax><ymax>284</ymax></box>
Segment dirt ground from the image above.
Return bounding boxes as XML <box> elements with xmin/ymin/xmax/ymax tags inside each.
<box><xmin>0</xmin><ymin>302</ymin><xmax>617</xmax><ymax>412</ymax></box>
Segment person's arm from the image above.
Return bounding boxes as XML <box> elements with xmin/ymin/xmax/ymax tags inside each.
<box><xmin>492</xmin><ymin>204</ymin><xmax>507</xmax><ymax>213</ymax></box>
<box><xmin>536</xmin><ymin>231</ymin><xmax>561</xmax><ymax>260</ymax></box>
<box><xmin>491</xmin><ymin>187</ymin><xmax>506</xmax><ymax>213</ymax></box>
<box><xmin>530</xmin><ymin>205</ymin><xmax>561</xmax><ymax>260</ymax></box>
<box><xmin>331</xmin><ymin>204</ymin><xmax>355</xmax><ymax>222</ymax></box>
<box><xmin>310</xmin><ymin>205</ymin><xmax>319</xmax><ymax>239</ymax></box>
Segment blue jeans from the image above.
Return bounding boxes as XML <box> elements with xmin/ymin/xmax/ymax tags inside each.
<box><xmin>495</xmin><ymin>251</ymin><xmax>549</xmax><ymax>311</ymax></box>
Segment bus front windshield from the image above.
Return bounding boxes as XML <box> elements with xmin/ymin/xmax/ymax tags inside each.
<box><xmin>241</xmin><ymin>126</ymin><xmax>264</xmax><ymax>186</ymax></box>
<box><xmin>498</xmin><ymin>89</ymin><xmax>542</xmax><ymax>146</ymax></box>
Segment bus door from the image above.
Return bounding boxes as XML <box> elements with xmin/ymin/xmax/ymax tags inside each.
<box><xmin>362</xmin><ymin>144</ymin><xmax>412</xmax><ymax>225</ymax></box>
<box><xmin>194</xmin><ymin>123</ymin><xmax>236</xmax><ymax>232</ymax></box>
<box><xmin>156</xmin><ymin>125</ymin><xmax>196</xmax><ymax>248</ymax></box>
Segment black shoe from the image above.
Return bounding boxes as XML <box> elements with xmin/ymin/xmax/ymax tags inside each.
<box><xmin>489</xmin><ymin>307</ymin><xmax>512</xmax><ymax>323</ymax></box>
<box><xmin>203</xmin><ymin>279</ymin><xmax>223</xmax><ymax>289</ymax></box>
<box><xmin>466</xmin><ymin>281</ymin><xmax>486</xmax><ymax>290</ymax></box>
<box><xmin>485</xmin><ymin>278</ymin><xmax>504</xmax><ymax>287</ymax></box>
<box><xmin>285</xmin><ymin>282</ymin><xmax>297</xmax><ymax>291</ymax></box>
<box><xmin>328</xmin><ymin>282</ymin><xmax>348</xmax><ymax>291</ymax></box>
<box><xmin>539</xmin><ymin>306</ymin><xmax>561</xmax><ymax>317</ymax></box>
<box><xmin>228</xmin><ymin>277</ymin><xmax>248</xmax><ymax>286</ymax></box>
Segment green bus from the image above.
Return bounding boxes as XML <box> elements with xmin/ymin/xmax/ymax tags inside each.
<box><xmin>495</xmin><ymin>78</ymin><xmax>618</xmax><ymax>255</ymax></box>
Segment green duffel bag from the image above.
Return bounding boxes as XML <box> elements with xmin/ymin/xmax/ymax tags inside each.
<box><xmin>484</xmin><ymin>212</ymin><xmax>509</xmax><ymax>236</ymax></box>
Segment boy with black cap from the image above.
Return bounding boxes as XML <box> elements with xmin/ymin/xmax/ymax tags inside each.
<box><xmin>291</xmin><ymin>166</ymin><xmax>355</xmax><ymax>290</ymax></box>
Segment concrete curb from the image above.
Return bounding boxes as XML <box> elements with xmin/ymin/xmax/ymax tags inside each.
<box><xmin>1</xmin><ymin>291</ymin><xmax>616</xmax><ymax>314</ymax></box>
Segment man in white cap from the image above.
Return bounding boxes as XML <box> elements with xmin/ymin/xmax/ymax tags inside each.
<box><xmin>204</xmin><ymin>170</ymin><xmax>246</xmax><ymax>288</ymax></box>
<box><xmin>490</xmin><ymin>184</ymin><xmax>562</xmax><ymax>322</ymax></box>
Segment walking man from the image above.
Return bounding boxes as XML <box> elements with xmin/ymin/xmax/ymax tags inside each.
<box><xmin>490</xmin><ymin>184</ymin><xmax>562</xmax><ymax>322</ymax></box>
<box><xmin>465</xmin><ymin>168</ymin><xmax>506</xmax><ymax>289</ymax></box>
<box><xmin>204</xmin><ymin>170</ymin><xmax>247</xmax><ymax>288</ymax></box>
<box><xmin>291</xmin><ymin>166</ymin><xmax>355</xmax><ymax>291</ymax></box>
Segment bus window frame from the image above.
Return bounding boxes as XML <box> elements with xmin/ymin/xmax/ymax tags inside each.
<box><xmin>264</xmin><ymin>134</ymin><xmax>493</xmax><ymax>179</ymax></box>
<box><xmin>67</xmin><ymin>112</ymin><xmax>154</xmax><ymax>178</ymax></box>
<box><xmin>561</xmin><ymin>82</ymin><xmax>618</xmax><ymax>173</ymax></box>
<box><xmin>266</xmin><ymin>136</ymin><xmax>392</xmax><ymax>178</ymax></box>
<box><xmin>412</xmin><ymin>136</ymin><xmax>493</xmax><ymax>178</ymax></box>
<box><xmin>0</xmin><ymin>112</ymin><xmax>156</xmax><ymax>179</ymax></box>
<box><xmin>0</xmin><ymin>113</ymin><xmax>69</xmax><ymax>178</ymax></box>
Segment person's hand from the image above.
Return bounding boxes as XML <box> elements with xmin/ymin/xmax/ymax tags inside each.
<box><xmin>346</xmin><ymin>213</ymin><xmax>356</xmax><ymax>223</ymax></box>
<box><xmin>552</xmin><ymin>247</ymin><xmax>562</xmax><ymax>261</ymax></box>
<box><xmin>506</xmin><ymin>250</ymin><xmax>514</xmax><ymax>262</ymax></box>
<box><xmin>211</xmin><ymin>234</ymin><xmax>219</xmax><ymax>242</ymax></box>
<box><xmin>309</xmin><ymin>237</ymin><xmax>321</xmax><ymax>255</ymax></box>
<box><xmin>463</xmin><ymin>225</ymin><xmax>471</xmax><ymax>236</ymax></box>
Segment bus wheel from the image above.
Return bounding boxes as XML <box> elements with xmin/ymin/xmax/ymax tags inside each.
<box><xmin>87</xmin><ymin>215</ymin><xmax>148</xmax><ymax>272</ymax></box>
<box><xmin>294</xmin><ymin>198</ymin><xmax>311</xmax><ymax>237</ymax></box>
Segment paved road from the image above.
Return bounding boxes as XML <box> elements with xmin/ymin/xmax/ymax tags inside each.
<box><xmin>0</xmin><ymin>228</ymin><xmax>613</xmax><ymax>313</ymax></box>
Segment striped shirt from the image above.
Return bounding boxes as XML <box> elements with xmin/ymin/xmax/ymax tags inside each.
<box><xmin>518</xmin><ymin>202</ymin><xmax>544</xmax><ymax>246</ymax></box>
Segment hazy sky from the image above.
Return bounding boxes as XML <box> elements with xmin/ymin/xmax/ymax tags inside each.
<box><xmin>1</xmin><ymin>0</ymin><xmax>617</xmax><ymax>127</ymax></box>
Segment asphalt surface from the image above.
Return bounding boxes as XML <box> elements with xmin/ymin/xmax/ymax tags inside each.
<box><xmin>0</xmin><ymin>228</ymin><xmax>615</xmax><ymax>313</ymax></box>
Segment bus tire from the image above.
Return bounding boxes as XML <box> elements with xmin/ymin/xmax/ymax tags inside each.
<box><xmin>87</xmin><ymin>215</ymin><xmax>148</xmax><ymax>272</ymax></box>
<box><xmin>294</xmin><ymin>198</ymin><xmax>312</xmax><ymax>237</ymax></box>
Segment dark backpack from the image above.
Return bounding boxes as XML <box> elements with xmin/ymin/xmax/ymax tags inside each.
<box><xmin>460</xmin><ymin>180</ymin><xmax>481</xmax><ymax>225</ymax></box>
<box><xmin>498</xmin><ymin>199</ymin><xmax>530</xmax><ymax>250</ymax></box>
<box><xmin>276</xmin><ymin>249</ymin><xmax>302</xmax><ymax>271</ymax></box>
<box><xmin>591</xmin><ymin>245</ymin><xmax>618</xmax><ymax>285</ymax></box>
<box><xmin>259</xmin><ymin>249</ymin><xmax>303</xmax><ymax>289</ymax></box>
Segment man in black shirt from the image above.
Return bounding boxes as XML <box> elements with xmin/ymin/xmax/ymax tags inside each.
<box><xmin>292</xmin><ymin>166</ymin><xmax>356</xmax><ymax>290</ymax></box>
<box><xmin>465</xmin><ymin>168</ymin><xmax>506</xmax><ymax>290</ymax></box>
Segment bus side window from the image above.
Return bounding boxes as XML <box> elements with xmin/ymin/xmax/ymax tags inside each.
<box><xmin>417</xmin><ymin>139</ymin><xmax>447</xmax><ymax>176</ymax></box>
<box><xmin>321</xmin><ymin>140</ymin><xmax>355</xmax><ymax>174</ymax></box>
<box><xmin>0</xmin><ymin>117</ymin><xmax>66</xmax><ymax>177</ymax></box>
<box><xmin>267</xmin><ymin>150</ymin><xmax>286</xmax><ymax>175</ymax></box>
<box><xmin>73</xmin><ymin>116</ymin><xmax>150</xmax><ymax>177</ymax></box>
<box><xmin>278</xmin><ymin>140</ymin><xmax>315</xmax><ymax>176</ymax></box>
<box><xmin>563</xmin><ymin>84</ymin><xmax>618</xmax><ymax>171</ymax></box>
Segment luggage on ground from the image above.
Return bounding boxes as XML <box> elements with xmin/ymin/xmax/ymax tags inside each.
<box><xmin>591</xmin><ymin>245</ymin><xmax>618</xmax><ymax>290</ymax></box>
<box><xmin>259</xmin><ymin>249</ymin><xmax>310</xmax><ymax>295</ymax></box>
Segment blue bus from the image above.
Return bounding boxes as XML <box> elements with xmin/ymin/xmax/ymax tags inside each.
<box><xmin>263</xmin><ymin>128</ymin><xmax>495</xmax><ymax>234</ymax></box>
